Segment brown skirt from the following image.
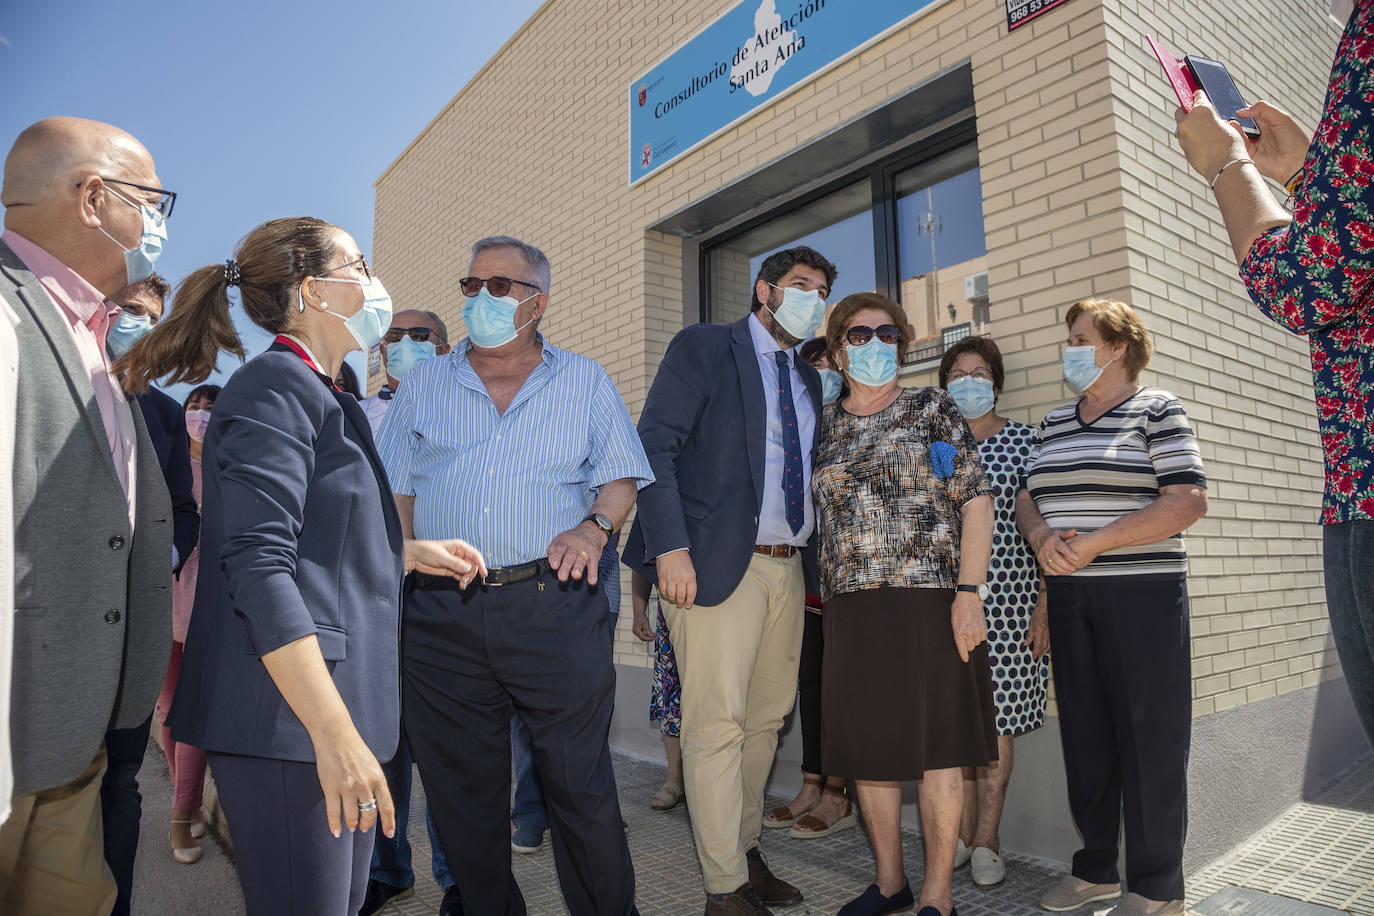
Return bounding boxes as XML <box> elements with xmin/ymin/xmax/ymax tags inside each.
<box><xmin>821</xmin><ymin>587</ymin><xmax>998</xmax><ymax>781</ymax></box>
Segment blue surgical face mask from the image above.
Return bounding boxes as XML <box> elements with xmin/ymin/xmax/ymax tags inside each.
<box><xmin>97</xmin><ymin>185</ymin><xmax>167</xmax><ymax>286</ymax></box>
<box><xmin>463</xmin><ymin>287</ymin><xmax>538</xmax><ymax>349</ymax></box>
<box><xmin>316</xmin><ymin>276</ymin><xmax>394</xmax><ymax>351</ymax></box>
<box><xmin>819</xmin><ymin>367</ymin><xmax>842</xmax><ymax>404</ymax></box>
<box><xmin>106</xmin><ymin>312</ymin><xmax>153</xmax><ymax>358</ymax></box>
<box><xmin>947</xmin><ymin>376</ymin><xmax>996</xmax><ymax>420</ymax></box>
<box><xmin>1062</xmin><ymin>344</ymin><xmax>1116</xmax><ymax>394</ymax></box>
<box><xmin>765</xmin><ymin>282</ymin><xmax>825</xmax><ymax>340</ymax></box>
<box><xmin>844</xmin><ymin>338</ymin><xmax>898</xmax><ymax>387</ymax></box>
<box><xmin>386</xmin><ymin>335</ymin><xmax>437</xmax><ymax>379</ymax></box>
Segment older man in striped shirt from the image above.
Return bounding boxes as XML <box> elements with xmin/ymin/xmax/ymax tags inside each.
<box><xmin>376</xmin><ymin>235</ymin><xmax>651</xmax><ymax>916</ymax></box>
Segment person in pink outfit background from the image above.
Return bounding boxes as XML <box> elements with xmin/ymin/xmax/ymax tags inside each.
<box><xmin>156</xmin><ymin>383</ymin><xmax>220</xmax><ymax>864</ymax></box>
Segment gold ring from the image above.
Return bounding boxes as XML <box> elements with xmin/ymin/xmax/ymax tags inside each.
<box><xmin>579</xmin><ymin>551</ymin><xmax>589</xmax><ymax>559</ymax></box>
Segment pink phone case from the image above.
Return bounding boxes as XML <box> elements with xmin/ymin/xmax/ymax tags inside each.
<box><xmin>1146</xmin><ymin>35</ymin><xmax>1200</xmax><ymax>110</ymax></box>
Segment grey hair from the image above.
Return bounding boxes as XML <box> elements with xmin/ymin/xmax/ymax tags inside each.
<box><xmin>469</xmin><ymin>235</ymin><xmax>550</xmax><ymax>295</ymax></box>
<box><xmin>419</xmin><ymin>309</ymin><xmax>449</xmax><ymax>343</ymax></box>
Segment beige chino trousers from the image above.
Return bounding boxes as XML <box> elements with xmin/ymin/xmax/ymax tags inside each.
<box><xmin>0</xmin><ymin>748</ymin><xmax>118</xmax><ymax>916</ymax></box>
<box><xmin>664</xmin><ymin>551</ymin><xmax>806</xmax><ymax>894</ymax></box>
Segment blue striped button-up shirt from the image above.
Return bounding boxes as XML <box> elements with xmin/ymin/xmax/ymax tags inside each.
<box><xmin>376</xmin><ymin>338</ymin><xmax>653</xmax><ymax>567</ymax></box>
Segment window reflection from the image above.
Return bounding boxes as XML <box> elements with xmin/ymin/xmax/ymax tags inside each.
<box><xmin>895</xmin><ymin>148</ymin><xmax>988</xmax><ymax>363</ymax></box>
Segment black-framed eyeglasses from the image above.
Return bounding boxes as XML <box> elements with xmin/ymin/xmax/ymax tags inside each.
<box><xmin>320</xmin><ymin>256</ymin><xmax>372</xmax><ymax>282</ymax></box>
<box><xmin>846</xmin><ymin>324</ymin><xmax>902</xmax><ymax>346</ymax></box>
<box><xmin>383</xmin><ymin>326</ymin><xmax>437</xmax><ymax>344</ymax></box>
<box><xmin>459</xmin><ymin>275</ymin><xmax>541</xmax><ymax>298</ymax></box>
<box><xmin>97</xmin><ymin>178</ymin><xmax>177</xmax><ymax>219</ymax></box>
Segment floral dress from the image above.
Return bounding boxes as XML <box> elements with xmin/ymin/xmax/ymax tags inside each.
<box><xmin>1238</xmin><ymin>2</ymin><xmax>1374</xmax><ymax>524</ymax></box>
<box><xmin>979</xmin><ymin>421</ymin><xmax>1048</xmax><ymax>736</ymax></box>
<box><xmin>649</xmin><ymin>598</ymin><xmax>681</xmax><ymax>737</ymax></box>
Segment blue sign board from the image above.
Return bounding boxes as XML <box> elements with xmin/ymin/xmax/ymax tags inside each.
<box><xmin>628</xmin><ymin>0</ymin><xmax>954</xmax><ymax>185</ymax></box>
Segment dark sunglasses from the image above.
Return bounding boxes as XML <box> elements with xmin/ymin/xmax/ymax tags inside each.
<box><xmin>459</xmin><ymin>275</ymin><xmax>541</xmax><ymax>298</ymax></box>
<box><xmin>846</xmin><ymin>324</ymin><xmax>902</xmax><ymax>346</ymax></box>
<box><xmin>383</xmin><ymin>326</ymin><xmax>437</xmax><ymax>344</ymax></box>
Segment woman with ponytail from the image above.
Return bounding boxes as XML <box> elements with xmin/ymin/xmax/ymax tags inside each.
<box><xmin>120</xmin><ymin>217</ymin><xmax>487</xmax><ymax>916</ymax></box>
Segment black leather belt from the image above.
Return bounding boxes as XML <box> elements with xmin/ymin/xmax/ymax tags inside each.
<box><xmin>411</xmin><ymin>558</ymin><xmax>550</xmax><ymax>591</ymax></box>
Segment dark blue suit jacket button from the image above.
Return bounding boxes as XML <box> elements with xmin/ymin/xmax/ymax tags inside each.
<box><xmin>109</xmin><ymin>535</ymin><xmax>125</xmax><ymax>550</ymax></box>
<box><xmin>104</xmin><ymin>609</ymin><xmax>121</xmax><ymax>624</ymax></box>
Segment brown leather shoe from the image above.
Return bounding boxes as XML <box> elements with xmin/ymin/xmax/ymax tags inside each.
<box><xmin>746</xmin><ymin>847</ymin><xmax>803</xmax><ymax>907</ymax></box>
<box><xmin>704</xmin><ymin>883</ymin><xmax>773</xmax><ymax>915</ymax></box>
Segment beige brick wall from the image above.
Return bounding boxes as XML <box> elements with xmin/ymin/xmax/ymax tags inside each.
<box><xmin>374</xmin><ymin>0</ymin><xmax>1344</xmax><ymax>705</ymax></box>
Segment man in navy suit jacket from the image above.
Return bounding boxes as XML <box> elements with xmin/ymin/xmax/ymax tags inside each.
<box><xmin>624</xmin><ymin>246</ymin><xmax>835</xmax><ymax>916</ymax></box>
<box><xmin>99</xmin><ymin>273</ymin><xmax>200</xmax><ymax>916</ymax></box>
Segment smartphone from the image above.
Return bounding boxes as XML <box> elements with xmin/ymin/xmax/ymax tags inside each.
<box><xmin>1183</xmin><ymin>55</ymin><xmax>1261</xmax><ymax>140</ymax></box>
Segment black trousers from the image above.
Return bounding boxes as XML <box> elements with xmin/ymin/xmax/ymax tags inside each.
<box><xmin>798</xmin><ymin>611</ymin><xmax>824</xmax><ymax>775</ymax></box>
<box><xmin>209</xmin><ymin>752</ymin><xmax>374</xmax><ymax>916</ymax></box>
<box><xmin>1047</xmin><ymin>574</ymin><xmax>1192</xmax><ymax>903</ymax></box>
<box><xmin>402</xmin><ymin>571</ymin><xmax>637</xmax><ymax>916</ymax></box>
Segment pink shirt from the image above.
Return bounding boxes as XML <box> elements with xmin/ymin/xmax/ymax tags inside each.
<box><xmin>3</xmin><ymin>230</ymin><xmax>138</xmax><ymax>531</ymax></box>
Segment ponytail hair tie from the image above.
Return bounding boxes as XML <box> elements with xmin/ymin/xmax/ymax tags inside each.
<box><xmin>223</xmin><ymin>258</ymin><xmax>241</xmax><ymax>287</ymax></box>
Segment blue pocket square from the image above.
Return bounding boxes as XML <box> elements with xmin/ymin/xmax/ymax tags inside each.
<box><xmin>930</xmin><ymin>441</ymin><xmax>957</xmax><ymax>479</ymax></box>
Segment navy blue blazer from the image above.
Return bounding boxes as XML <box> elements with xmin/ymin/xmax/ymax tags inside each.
<box><xmin>168</xmin><ymin>344</ymin><xmax>404</xmax><ymax>763</ymax></box>
<box><xmin>624</xmin><ymin>315</ymin><xmax>823</xmax><ymax>607</ymax></box>
<box><xmin>136</xmin><ymin>386</ymin><xmax>199</xmax><ymax>572</ymax></box>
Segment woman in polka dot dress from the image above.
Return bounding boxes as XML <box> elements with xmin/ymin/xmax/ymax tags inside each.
<box><xmin>939</xmin><ymin>336</ymin><xmax>1050</xmax><ymax>891</ymax></box>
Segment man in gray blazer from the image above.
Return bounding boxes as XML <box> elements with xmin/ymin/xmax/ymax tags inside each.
<box><xmin>0</xmin><ymin>117</ymin><xmax>174</xmax><ymax>915</ymax></box>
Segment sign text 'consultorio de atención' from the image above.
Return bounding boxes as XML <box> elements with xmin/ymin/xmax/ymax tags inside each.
<box><xmin>628</xmin><ymin>0</ymin><xmax>953</xmax><ymax>185</ymax></box>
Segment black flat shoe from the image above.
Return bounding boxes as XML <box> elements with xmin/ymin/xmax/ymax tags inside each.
<box><xmin>440</xmin><ymin>884</ymin><xmax>464</xmax><ymax>916</ymax></box>
<box><xmin>837</xmin><ymin>881</ymin><xmax>915</xmax><ymax>915</ymax></box>
<box><xmin>359</xmin><ymin>879</ymin><xmax>413</xmax><ymax>916</ymax></box>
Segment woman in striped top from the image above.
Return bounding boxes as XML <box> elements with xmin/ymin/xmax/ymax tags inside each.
<box><xmin>1015</xmin><ymin>299</ymin><xmax>1208</xmax><ymax>916</ymax></box>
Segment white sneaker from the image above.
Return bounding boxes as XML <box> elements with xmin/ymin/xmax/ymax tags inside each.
<box><xmin>970</xmin><ymin>847</ymin><xmax>1005</xmax><ymax>888</ymax></box>
<box><xmin>953</xmin><ymin>838</ymin><xmax>973</xmax><ymax>869</ymax></box>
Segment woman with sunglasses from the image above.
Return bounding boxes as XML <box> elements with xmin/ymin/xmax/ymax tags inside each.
<box><xmin>115</xmin><ymin>217</ymin><xmax>487</xmax><ymax>916</ymax></box>
<box><xmin>812</xmin><ymin>292</ymin><xmax>997</xmax><ymax>916</ymax></box>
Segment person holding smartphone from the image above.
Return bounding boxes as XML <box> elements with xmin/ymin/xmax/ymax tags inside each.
<box><xmin>1172</xmin><ymin>0</ymin><xmax>1373</xmax><ymax>750</ymax></box>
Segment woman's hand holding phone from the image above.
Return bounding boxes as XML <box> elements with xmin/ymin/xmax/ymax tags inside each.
<box><xmin>1233</xmin><ymin>101</ymin><xmax>1312</xmax><ymax>184</ymax></box>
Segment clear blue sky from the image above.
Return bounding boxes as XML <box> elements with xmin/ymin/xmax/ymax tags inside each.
<box><xmin>0</xmin><ymin>0</ymin><xmax>545</xmax><ymax>395</ymax></box>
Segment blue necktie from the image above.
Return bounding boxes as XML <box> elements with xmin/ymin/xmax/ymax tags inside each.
<box><xmin>774</xmin><ymin>350</ymin><xmax>805</xmax><ymax>536</ymax></box>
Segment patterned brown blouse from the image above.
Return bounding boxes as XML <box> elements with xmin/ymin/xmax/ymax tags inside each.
<box><xmin>813</xmin><ymin>387</ymin><xmax>991</xmax><ymax>601</ymax></box>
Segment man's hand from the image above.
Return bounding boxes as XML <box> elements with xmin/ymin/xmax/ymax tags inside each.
<box><xmin>656</xmin><ymin>549</ymin><xmax>697</xmax><ymax>609</ymax></box>
<box><xmin>1175</xmin><ymin>90</ymin><xmax>1251</xmax><ymax>181</ymax></box>
<box><xmin>547</xmin><ymin>522</ymin><xmax>607</xmax><ymax>584</ymax></box>
<box><xmin>951</xmin><ymin>591</ymin><xmax>988</xmax><ymax>663</ymax></box>
<box><xmin>404</xmin><ymin>538</ymin><xmax>488</xmax><ymax>588</ymax></box>
<box><xmin>631</xmin><ymin>608</ymin><xmax>654</xmax><ymax>642</ymax></box>
<box><xmin>1032</xmin><ymin>527</ymin><xmax>1080</xmax><ymax>577</ymax></box>
<box><xmin>1234</xmin><ymin>100</ymin><xmax>1311</xmax><ymax>184</ymax></box>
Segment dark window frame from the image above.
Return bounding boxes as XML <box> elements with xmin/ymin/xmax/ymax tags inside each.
<box><xmin>698</xmin><ymin>119</ymin><xmax>979</xmax><ymax>326</ymax></box>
